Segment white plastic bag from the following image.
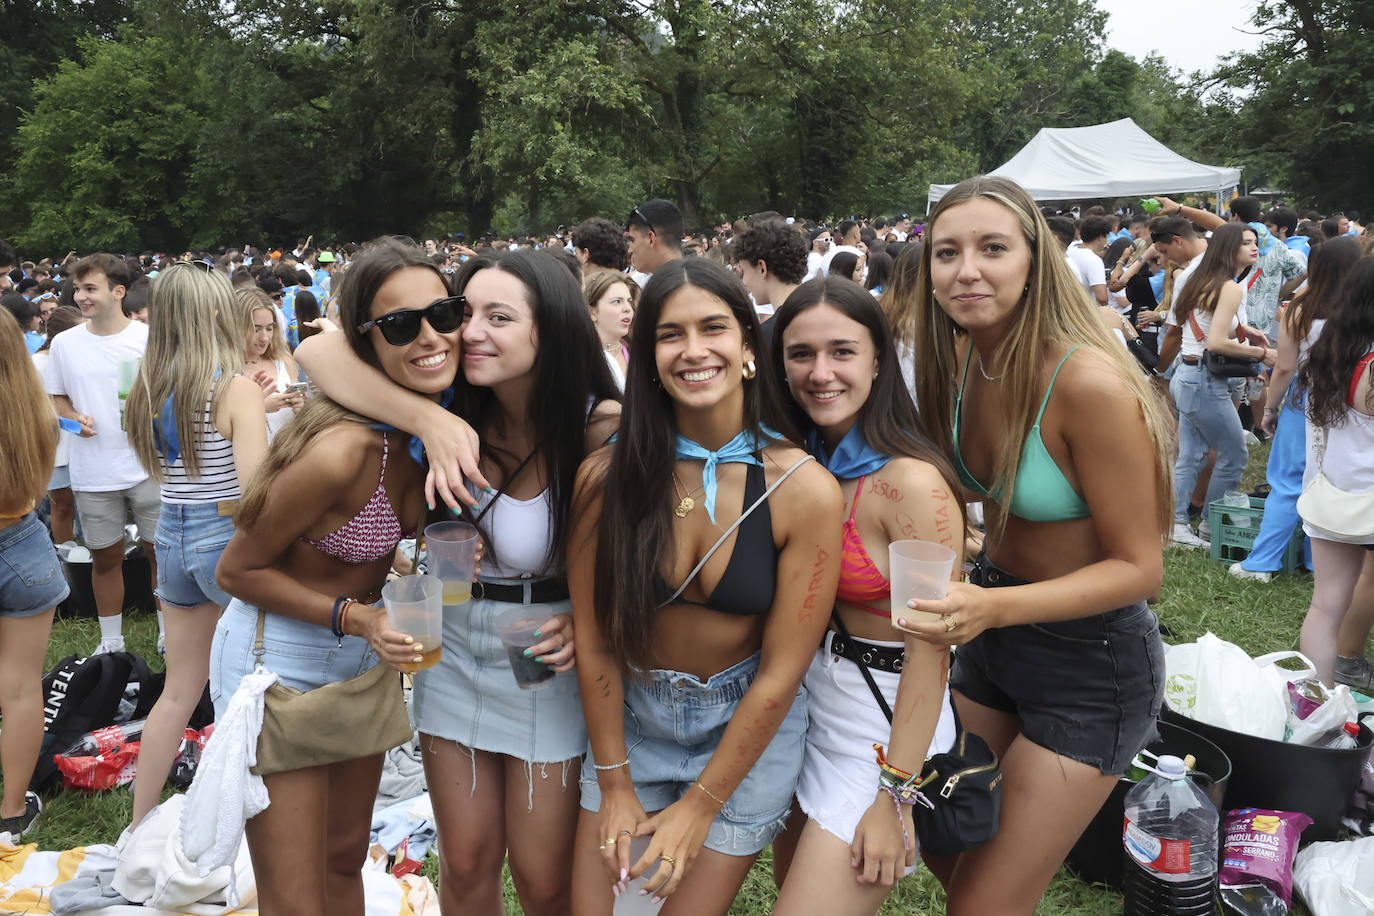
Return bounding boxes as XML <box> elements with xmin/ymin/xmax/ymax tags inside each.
<box><xmin>1164</xmin><ymin>633</ymin><xmax>1312</xmax><ymax>740</ymax></box>
<box><xmin>1287</xmin><ymin>679</ymin><xmax>1360</xmax><ymax>746</ymax></box>
<box><xmin>1294</xmin><ymin>837</ymin><xmax>1374</xmax><ymax>915</ymax></box>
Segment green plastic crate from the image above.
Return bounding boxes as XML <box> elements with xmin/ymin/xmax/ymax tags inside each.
<box><xmin>1207</xmin><ymin>495</ymin><xmax>1305</xmax><ymax>574</ymax></box>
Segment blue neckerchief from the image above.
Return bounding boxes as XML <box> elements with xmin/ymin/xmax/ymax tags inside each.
<box><xmin>806</xmin><ymin>424</ymin><xmax>890</xmax><ymax>479</ymax></box>
<box><xmin>1249</xmin><ymin>221</ymin><xmax>1277</xmax><ymax>257</ymax></box>
<box><xmin>676</xmin><ymin>425</ymin><xmax>782</xmax><ymax>523</ymax></box>
<box><xmin>368</xmin><ymin>385</ymin><xmax>456</xmax><ymax>467</ymax></box>
<box><xmin>154</xmin><ymin>369</ymin><xmax>222</xmax><ymax>465</ymax></box>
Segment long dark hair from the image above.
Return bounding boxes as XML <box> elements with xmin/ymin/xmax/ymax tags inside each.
<box><xmin>451</xmin><ymin>250</ymin><xmax>619</xmax><ymax>572</ymax></box>
<box><xmin>1284</xmin><ymin>237</ymin><xmax>1361</xmax><ymax>344</ymax></box>
<box><xmin>772</xmin><ymin>276</ymin><xmax>964</xmax><ymax>518</ymax></box>
<box><xmin>592</xmin><ymin>258</ymin><xmax>797</xmax><ymax>673</ymax></box>
<box><xmin>829</xmin><ymin>250</ymin><xmax>860</xmax><ymax>280</ymax></box>
<box><xmin>1301</xmin><ymin>257</ymin><xmax>1374</xmax><ymax>429</ymax></box>
<box><xmin>1173</xmin><ymin>223</ymin><xmax>1254</xmax><ymax>321</ymax></box>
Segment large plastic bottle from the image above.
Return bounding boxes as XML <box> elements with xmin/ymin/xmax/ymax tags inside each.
<box><xmin>1122</xmin><ymin>754</ymin><xmax>1219</xmax><ymax>915</ymax></box>
<box><xmin>59</xmin><ymin>717</ymin><xmax>146</xmax><ymax>757</ymax></box>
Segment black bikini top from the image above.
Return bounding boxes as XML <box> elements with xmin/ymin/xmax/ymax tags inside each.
<box><xmin>654</xmin><ymin>455</ymin><xmax>814</xmax><ymax>617</ymax></box>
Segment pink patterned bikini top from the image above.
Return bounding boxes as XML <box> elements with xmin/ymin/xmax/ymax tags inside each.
<box><xmin>304</xmin><ymin>433</ymin><xmax>415</xmax><ymax>564</ymax></box>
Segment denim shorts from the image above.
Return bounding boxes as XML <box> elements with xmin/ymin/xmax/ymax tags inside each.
<box><xmin>154</xmin><ymin>502</ymin><xmax>236</xmax><ymax>609</ymax></box>
<box><xmin>579</xmin><ymin>652</ymin><xmax>808</xmax><ymax>856</ymax></box>
<box><xmin>949</xmin><ymin>554</ymin><xmax>1164</xmax><ymax>775</ymax></box>
<box><xmin>48</xmin><ymin>464</ymin><xmax>70</xmax><ymax>491</ymax></box>
<box><xmin>209</xmin><ymin>597</ymin><xmax>380</xmax><ymax>721</ymax></box>
<box><xmin>0</xmin><ymin>513</ymin><xmax>70</xmax><ymax>617</ymax></box>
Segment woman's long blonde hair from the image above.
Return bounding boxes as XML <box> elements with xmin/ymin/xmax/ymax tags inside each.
<box><xmin>879</xmin><ymin>241</ymin><xmax>923</xmax><ymax>352</ymax></box>
<box><xmin>0</xmin><ymin>309</ymin><xmax>59</xmax><ymax>514</ymax></box>
<box><xmin>127</xmin><ymin>264</ymin><xmax>244</xmax><ymax>480</ymax></box>
<box><xmin>912</xmin><ymin>176</ymin><xmax>1174</xmax><ymax>540</ymax></box>
<box><xmin>233</xmin><ymin>287</ymin><xmax>291</xmax><ymax>362</ymax></box>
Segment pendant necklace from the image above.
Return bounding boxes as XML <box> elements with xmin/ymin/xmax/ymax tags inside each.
<box><xmin>671</xmin><ymin>474</ymin><xmax>705</xmax><ymax>519</ymax></box>
<box><xmin>977</xmin><ymin>354</ymin><xmax>1002</xmax><ymax>382</ymax></box>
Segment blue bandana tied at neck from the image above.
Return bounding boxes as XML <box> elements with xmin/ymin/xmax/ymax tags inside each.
<box><xmin>807</xmin><ymin>424</ymin><xmax>890</xmax><ymax>480</ymax></box>
<box><xmin>370</xmin><ymin>385</ymin><xmax>457</xmax><ymax>467</ymax></box>
<box><xmin>676</xmin><ymin>425</ymin><xmax>783</xmax><ymax>523</ymax></box>
<box><xmin>154</xmin><ymin>369</ymin><xmax>223</xmax><ymax>466</ymax></box>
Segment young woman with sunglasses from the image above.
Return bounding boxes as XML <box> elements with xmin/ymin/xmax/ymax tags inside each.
<box><xmin>768</xmin><ymin>277</ymin><xmax>962</xmax><ymax>914</ymax></box>
<box><xmin>213</xmin><ymin>238</ymin><xmax>460</xmax><ymax>916</ymax></box>
<box><xmin>569</xmin><ymin>258</ymin><xmax>841</xmax><ymax>916</ymax></box>
<box><xmin>295</xmin><ymin>249</ymin><xmax>620</xmax><ymax>915</ymax></box>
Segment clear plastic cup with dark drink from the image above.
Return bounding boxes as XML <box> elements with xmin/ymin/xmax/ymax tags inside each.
<box><xmin>496</xmin><ymin>604</ymin><xmax>556</xmax><ymax>690</ymax></box>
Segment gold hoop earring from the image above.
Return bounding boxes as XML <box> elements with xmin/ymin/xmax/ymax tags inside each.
<box><xmin>743</xmin><ymin>359</ymin><xmax>757</xmax><ymax>380</ymax></box>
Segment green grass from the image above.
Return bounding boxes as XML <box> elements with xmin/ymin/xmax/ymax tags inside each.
<box><xmin>2</xmin><ymin>441</ymin><xmax>1321</xmax><ymax>913</ymax></box>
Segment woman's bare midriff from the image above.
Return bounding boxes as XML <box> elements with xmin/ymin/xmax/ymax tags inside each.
<box><xmin>650</xmin><ymin>602</ymin><xmax>767</xmax><ymax>680</ymax></box>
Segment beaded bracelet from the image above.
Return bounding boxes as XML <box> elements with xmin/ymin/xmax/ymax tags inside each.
<box><xmin>879</xmin><ymin>785</ymin><xmax>913</xmax><ymax>852</ymax></box>
<box><xmin>593</xmin><ymin>759</ymin><xmax>630</xmax><ymax>772</ymax></box>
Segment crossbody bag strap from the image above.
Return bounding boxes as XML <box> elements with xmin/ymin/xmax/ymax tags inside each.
<box><xmin>253</xmin><ymin>608</ymin><xmax>267</xmax><ymax>666</ymax></box>
<box><xmin>831</xmin><ymin>612</ymin><xmax>894</xmax><ymax>723</ymax></box>
<box><xmin>659</xmin><ymin>454</ymin><xmax>815</xmax><ymax>607</ymax></box>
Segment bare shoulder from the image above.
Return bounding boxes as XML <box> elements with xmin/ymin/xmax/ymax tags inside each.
<box><xmin>879</xmin><ymin>456</ymin><xmax>954</xmax><ymax>497</ymax></box>
<box><xmin>762</xmin><ymin>442</ymin><xmax>842</xmax><ymax>519</ymax></box>
<box><xmin>574</xmin><ymin>443</ymin><xmax>615</xmax><ymax>491</ymax></box>
<box><xmin>1053</xmin><ymin>346</ymin><xmax>1139</xmax><ymax>411</ymax></box>
<box><xmin>585</xmin><ymin>399</ymin><xmax>621</xmax><ymax>452</ymax></box>
<box><xmin>291</xmin><ymin>422</ymin><xmax>379</xmax><ymax>484</ymax></box>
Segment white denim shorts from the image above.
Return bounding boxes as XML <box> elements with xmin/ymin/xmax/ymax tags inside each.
<box><xmin>794</xmin><ymin>631</ymin><xmax>956</xmax><ymax>868</ymax></box>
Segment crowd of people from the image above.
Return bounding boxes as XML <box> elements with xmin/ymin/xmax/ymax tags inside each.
<box><xmin>1</xmin><ymin>179</ymin><xmax>1373</xmax><ymax>915</ymax></box>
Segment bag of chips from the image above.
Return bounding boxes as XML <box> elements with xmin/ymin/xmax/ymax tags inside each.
<box><xmin>1219</xmin><ymin>808</ymin><xmax>1312</xmax><ymax>914</ymax></box>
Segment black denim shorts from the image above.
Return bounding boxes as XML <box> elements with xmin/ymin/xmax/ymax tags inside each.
<box><xmin>949</xmin><ymin>554</ymin><xmax>1164</xmax><ymax>775</ymax></box>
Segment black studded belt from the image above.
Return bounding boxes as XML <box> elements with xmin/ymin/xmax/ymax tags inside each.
<box><xmin>827</xmin><ymin>627</ymin><xmax>905</xmax><ymax>673</ymax></box>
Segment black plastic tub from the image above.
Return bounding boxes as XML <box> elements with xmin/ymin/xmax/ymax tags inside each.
<box><xmin>57</xmin><ymin>547</ymin><xmax>155</xmax><ymax>619</ymax></box>
<box><xmin>1161</xmin><ymin>703</ymin><xmax>1372</xmax><ymax>840</ymax></box>
<box><xmin>1067</xmin><ymin>720</ymin><xmax>1232</xmax><ymax>889</ymax></box>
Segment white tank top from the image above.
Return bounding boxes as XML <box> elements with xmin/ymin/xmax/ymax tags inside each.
<box><xmin>470</xmin><ymin>486</ymin><xmax>557</xmax><ymax>578</ymax></box>
<box><xmin>1304</xmin><ymin>333</ymin><xmax>1374</xmax><ymax>497</ymax></box>
<box><xmin>265</xmin><ymin>359</ymin><xmax>295</xmax><ymax>441</ymax></box>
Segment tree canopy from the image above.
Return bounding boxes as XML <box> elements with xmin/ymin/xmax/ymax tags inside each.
<box><xmin>0</xmin><ymin>0</ymin><xmax>1358</xmax><ymax>251</ymax></box>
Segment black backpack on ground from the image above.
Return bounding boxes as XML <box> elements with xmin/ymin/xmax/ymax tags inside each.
<box><xmin>26</xmin><ymin>650</ymin><xmax>222</xmax><ymax>795</ymax></box>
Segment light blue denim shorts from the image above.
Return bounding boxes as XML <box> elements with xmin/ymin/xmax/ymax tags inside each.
<box><xmin>209</xmin><ymin>597</ymin><xmax>380</xmax><ymax>721</ymax></box>
<box><xmin>154</xmin><ymin>502</ymin><xmax>236</xmax><ymax>609</ymax></box>
<box><xmin>0</xmin><ymin>513</ymin><xmax>70</xmax><ymax>617</ymax></box>
<box><xmin>579</xmin><ymin>652</ymin><xmax>808</xmax><ymax>856</ymax></box>
<box><xmin>412</xmin><ymin>580</ymin><xmax>585</xmax><ymax>765</ymax></box>
<box><xmin>47</xmin><ymin>464</ymin><xmax>70</xmax><ymax>491</ymax></box>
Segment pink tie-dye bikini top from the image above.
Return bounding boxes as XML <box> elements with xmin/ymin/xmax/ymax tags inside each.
<box><xmin>304</xmin><ymin>433</ymin><xmax>415</xmax><ymax>564</ymax></box>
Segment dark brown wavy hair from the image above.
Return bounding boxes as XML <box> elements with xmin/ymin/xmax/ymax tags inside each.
<box><xmin>1283</xmin><ymin>237</ymin><xmax>1361</xmax><ymax>344</ymax></box>
<box><xmin>1300</xmin><ymin>256</ymin><xmax>1374</xmax><ymax>429</ymax></box>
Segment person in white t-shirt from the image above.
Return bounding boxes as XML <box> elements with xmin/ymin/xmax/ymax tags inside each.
<box><xmin>1048</xmin><ymin>215</ymin><xmax>1110</xmax><ymax>306</ymax></box>
<box><xmin>44</xmin><ymin>254</ymin><xmax>160</xmax><ymax>655</ymax></box>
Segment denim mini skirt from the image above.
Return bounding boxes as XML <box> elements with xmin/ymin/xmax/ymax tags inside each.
<box><xmin>412</xmin><ymin>576</ymin><xmax>586</xmax><ymax>765</ymax></box>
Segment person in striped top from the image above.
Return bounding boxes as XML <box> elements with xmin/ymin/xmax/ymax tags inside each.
<box><xmin>124</xmin><ymin>263</ymin><xmax>268</xmax><ymax>829</ymax></box>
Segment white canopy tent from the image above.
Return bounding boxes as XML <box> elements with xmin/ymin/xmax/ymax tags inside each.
<box><xmin>927</xmin><ymin>118</ymin><xmax>1241</xmax><ymax>213</ymax></box>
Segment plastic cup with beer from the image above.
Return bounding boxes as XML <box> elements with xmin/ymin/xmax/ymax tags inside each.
<box><xmin>381</xmin><ymin>574</ymin><xmax>445</xmax><ymax>673</ymax></box>
<box><xmin>424</xmin><ymin>521</ymin><xmax>479</xmax><ymax>612</ymax></box>
<box><xmin>888</xmin><ymin>540</ymin><xmax>958</xmax><ymax>633</ymax></box>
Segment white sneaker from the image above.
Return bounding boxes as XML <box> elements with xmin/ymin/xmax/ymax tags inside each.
<box><xmin>1228</xmin><ymin>562</ymin><xmax>1272</xmax><ymax>582</ymax></box>
<box><xmin>157</xmin><ymin>631</ymin><xmax>166</xmax><ymax>657</ymax></box>
<box><xmin>1197</xmin><ymin>517</ymin><xmax>1211</xmax><ymax>541</ymax></box>
<box><xmin>1244</xmin><ymin>429</ymin><xmax>1261</xmax><ymax>447</ymax></box>
<box><xmin>1171</xmin><ymin>523</ymin><xmax>1208</xmax><ymax>549</ymax></box>
<box><xmin>91</xmin><ymin>637</ymin><xmax>125</xmax><ymax>657</ymax></box>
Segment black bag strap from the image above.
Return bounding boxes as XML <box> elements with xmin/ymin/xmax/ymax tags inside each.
<box><xmin>831</xmin><ymin>612</ymin><xmax>894</xmax><ymax>723</ymax></box>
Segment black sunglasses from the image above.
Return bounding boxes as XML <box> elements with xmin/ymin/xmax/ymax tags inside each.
<box><xmin>627</xmin><ymin>205</ymin><xmax>654</xmax><ymax>233</ymax></box>
<box><xmin>357</xmin><ymin>295</ymin><xmax>465</xmax><ymax>346</ymax></box>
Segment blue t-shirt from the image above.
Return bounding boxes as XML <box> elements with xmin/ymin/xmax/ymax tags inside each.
<box><xmin>1149</xmin><ymin>271</ymin><xmax>1166</xmax><ymax>302</ymax></box>
<box><xmin>25</xmin><ymin>330</ymin><xmax>44</xmax><ymax>354</ymax></box>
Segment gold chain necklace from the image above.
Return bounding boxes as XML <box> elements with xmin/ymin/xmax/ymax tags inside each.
<box><xmin>671</xmin><ymin>474</ymin><xmax>706</xmax><ymax>519</ymax></box>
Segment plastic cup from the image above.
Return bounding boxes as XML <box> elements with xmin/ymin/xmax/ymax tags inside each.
<box><xmin>381</xmin><ymin>575</ymin><xmax>444</xmax><ymax>673</ymax></box>
<box><xmin>615</xmin><ymin>835</ymin><xmax>659</xmax><ymax>915</ymax></box>
<box><xmin>424</xmin><ymin>522</ymin><xmax>479</xmax><ymax>610</ymax></box>
<box><xmin>889</xmin><ymin>540</ymin><xmax>957</xmax><ymax>632</ymax></box>
<box><xmin>495</xmin><ymin>604</ymin><xmax>557</xmax><ymax>690</ymax></box>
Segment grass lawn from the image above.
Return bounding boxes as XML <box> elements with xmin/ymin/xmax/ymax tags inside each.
<box><xmin>4</xmin><ymin>443</ymin><xmax>1323</xmax><ymax>914</ymax></box>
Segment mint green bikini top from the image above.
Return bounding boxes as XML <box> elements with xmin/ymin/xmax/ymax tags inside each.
<box><xmin>952</xmin><ymin>347</ymin><xmax>1091</xmax><ymax>522</ymax></box>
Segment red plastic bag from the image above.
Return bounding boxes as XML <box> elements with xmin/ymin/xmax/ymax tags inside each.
<box><xmin>55</xmin><ymin>742</ymin><xmax>139</xmax><ymax>790</ymax></box>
